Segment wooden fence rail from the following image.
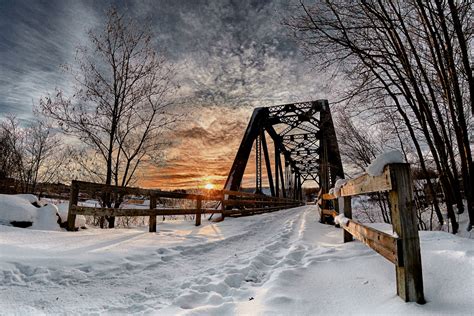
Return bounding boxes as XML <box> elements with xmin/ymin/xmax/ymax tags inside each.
<box><xmin>67</xmin><ymin>180</ymin><xmax>302</xmax><ymax>233</ymax></box>
<box><xmin>321</xmin><ymin>163</ymin><xmax>425</xmax><ymax>304</ymax></box>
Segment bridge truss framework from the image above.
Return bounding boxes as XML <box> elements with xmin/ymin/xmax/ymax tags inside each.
<box><xmin>224</xmin><ymin>100</ymin><xmax>344</xmax><ymax>201</ymax></box>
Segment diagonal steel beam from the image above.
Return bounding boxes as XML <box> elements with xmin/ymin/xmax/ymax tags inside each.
<box><xmin>261</xmin><ymin>131</ymin><xmax>275</xmax><ymax>196</ymax></box>
<box><xmin>224</xmin><ymin>107</ymin><xmax>269</xmax><ymax>191</ymax></box>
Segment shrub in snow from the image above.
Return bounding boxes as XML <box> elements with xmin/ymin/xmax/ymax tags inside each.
<box><xmin>0</xmin><ymin>194</ymin><xmax>62</xmax><ymax>231</ymax></box>
<box><xmin>366</xmin><ymin>150</ymin><xmax>405</xmax><ymax>176</ymax></box>
<box><xmin>14</xmin><ymin>194</ymin><xmax>39</xmax><ymax>204</ymax></box>
<box><xmin>32</xmin><ymin>204</ymin><xmax>61</xmax><ymax>231</ymax></box>
<box><xmin>0</xmin><ymin>194</ymin><xmax>37</xmax><ymax>225</ymax></box>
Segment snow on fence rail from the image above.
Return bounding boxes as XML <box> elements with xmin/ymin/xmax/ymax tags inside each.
<box><xmin>321</xmin><ymin>163</ymin><xmax>425</xmax><ymax>304</ymax></box>
<box><xmin>67</xmin><ymin>180</ymin><xmax>302</xmax><ymax>232</ymax></box>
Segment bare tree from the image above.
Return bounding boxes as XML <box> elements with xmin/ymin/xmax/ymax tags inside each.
<box><xmin>0</xmin><ymin>116</ymin><xmax>22</xmax><ymax>180</ymax></box>
<box><xmin>41</xmin><ymin>8</ymin><xmax>178</xmax><ymax>227</ymax></box>
<box><xmin>336</xmin><ymin>110</ymin><xmax>381</xmax><ymax>171</ymax></box>
<box><xmin>286</xmin><ymin>0</ymin><xmax>473</xmax><ymax>233</ymax></box>
<box><xmin>335</xmin><ymin>110</ymin><xmax>392</xmax><ymax>224</ymax></box>
<box><xmin>0</xmin><ymin>116</ymin><xmax>61</xmax><ymax>193</ymax></box>
<box><xmin>19</xmin><ymin>121</ymin><xmax>59</xmax><ymax>193</ymax></box>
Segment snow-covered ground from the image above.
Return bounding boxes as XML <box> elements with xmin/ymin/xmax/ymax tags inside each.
<box><xmin>0</xmin><ymin>205</ymin><xmax>473</xmax><ymax>315</ymax></box>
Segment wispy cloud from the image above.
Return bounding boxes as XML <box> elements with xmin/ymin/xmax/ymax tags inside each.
<box><xmin>0</xmin><ymin>0</ymin><xmax>101</xmax><ymax>118</ymax></box>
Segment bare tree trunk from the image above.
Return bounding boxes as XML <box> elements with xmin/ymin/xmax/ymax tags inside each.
<box><xmin>447</xmin><ymin>0</ymin><xmax>474</xmax><ymax>115</ymax></box>
<box><xmin>434</xmin><ymin>0</ymin><xmax>473</xmax><ymax>226</ymax></box>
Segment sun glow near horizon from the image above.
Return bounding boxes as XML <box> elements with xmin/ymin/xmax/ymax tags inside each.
<box><xmin>204</xmin><ymin>183</ymin><xmax>215</xmax><ymax>190</ymax></box>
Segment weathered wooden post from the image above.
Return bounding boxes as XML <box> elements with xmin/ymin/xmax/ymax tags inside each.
<box><xmin>343</xmin><ymin>196</ymin><xmax>353</xmax><ymax>243</ymax></box>
<box><xmin>195</xmin><ymin>196</ymin><xmax>202</xmax><ymax>226</ymax></box>
<box><xmin>388</xmin><ymin>163</ymin><xmax>425</xmax><ymax>304</ymax></box>
<box><xmin>149</xmin><ymin>193</ymin><xmax>157</xmax><ymax>232</ymax></box>
<box><xmin>67</xmin><ymin>180</ymin><xmax>79</xmax><ymax>231</ymax></box>
<box><xmin>332</xmin><ymin>200</ymin><xmax>338</xmax><ymax>213</ymax></box>
<box><xmin>221</xmin><ymin>193</ymin><xmax>226</xmax><ymax>220</ymax></box>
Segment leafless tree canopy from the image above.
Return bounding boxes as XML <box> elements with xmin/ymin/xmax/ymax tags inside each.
<box><xmin>287</xmin><ymin>0</ymin><xmax>473</xmax><ymax>233</ymax></box>
<box><xmin>0</xmin><ymin>116</ymin><xmax>64</xmax><ymax>193</ymax></box>
<box><xmin>41</xmin><ymin>8</ymin><xmax>178</xmax><ymax>189</ymax></box>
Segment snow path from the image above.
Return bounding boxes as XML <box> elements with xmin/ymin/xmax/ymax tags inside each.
<box><xmin>0</xmin><ymin>205</ymin><xmax>473</xmax><ymax>315</ymax></box>
<box><xmin>0</xmin><ymin>206</ymin><xmax>311</xmax><ymax>314</ymax></box>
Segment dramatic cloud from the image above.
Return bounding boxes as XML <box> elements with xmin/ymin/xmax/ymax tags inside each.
<box><xmin>0</xmin><ymin>0</ymin><xmax>341</xmax><ymax>189</ymax></box>
<box><xmin>0</xmin><ymin>0</ymin><xmax>101</xmax><ymax>118</ymax></box>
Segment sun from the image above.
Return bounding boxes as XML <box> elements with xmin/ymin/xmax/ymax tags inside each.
<box><xmin>204</xmin><ymin>183</ymin><xmax>215</xmax><ymax>190</ymax></box>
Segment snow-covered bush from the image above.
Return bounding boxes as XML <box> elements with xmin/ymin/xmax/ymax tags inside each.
<box><xmin>0</xmin><ymin>194</ymin><xmax>61</xmax><ymax>231</ymax></box>
<box><xmin>32</xmin><ymin>204</ymin><xmax>61</xmax><ymax>231</ymax></box>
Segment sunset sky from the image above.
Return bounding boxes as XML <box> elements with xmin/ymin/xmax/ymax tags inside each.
<box><xmin>0</xmin><ymin>0</ymin><xmax>343</xmax><ymax>189</ymax></box>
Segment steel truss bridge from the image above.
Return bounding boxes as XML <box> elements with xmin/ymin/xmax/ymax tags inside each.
<box><xmin>224</xmin><ymin>100</ymin><xmax>343</xmax><ymax>201</ymax></box>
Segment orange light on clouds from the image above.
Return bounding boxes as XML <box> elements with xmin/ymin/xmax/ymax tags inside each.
<box><xmin>138</xmin><ymin>105</ymin><xmax>251</xmax><ymax>190</ymax></box>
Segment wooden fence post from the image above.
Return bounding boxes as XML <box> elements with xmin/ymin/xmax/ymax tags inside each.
<box><xmin>195</xmin><ymin>196</ymin><xmax>202</xmax><ymax>226</ymax></box>
<box><xmin>149</xmin><ymin>193</ymin><xmax>157</xmax><ymax>232</ymax></box>
<box><xmin>67</xmin><ymin>181</ymin><xmax>79</xmax><ymax>231</ymax></box>
<box><xmin>221</xmin><ymin>196</ymin><xmax>225</xmax><ymax>220</ymax></box>
<box><xmin>343</xmin><ymin>196</ymin><xmax>353</xmax><ymax>243</ymax></box>
<box><xmin>388</xmin><ymin>164</ymin><xmax>425</xmax><ymax>304</ymax></box>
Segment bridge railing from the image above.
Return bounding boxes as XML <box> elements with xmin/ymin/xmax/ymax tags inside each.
<box><xmin>321</xmin><ymin>163</ymin><xmax>425</xmax><ymax>304</ymax></box>
<box><xmin>67</xmin><ymin>180</ymin><xmax>302</xmax><ymax>232</ymax></box>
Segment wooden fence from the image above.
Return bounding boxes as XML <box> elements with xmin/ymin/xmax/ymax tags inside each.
<box><xmin>320</xmin><ymin>163</ymin><xmax>425</xmax><ymax>304</ymax></box>
<box><xmin>67</xmin><ymin>180</ymin><xmax>302</xmax><ymax>232</ymax></box>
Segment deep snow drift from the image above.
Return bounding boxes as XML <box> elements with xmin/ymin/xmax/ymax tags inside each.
<box><xmin>0</xmin><ymin>206</ymin><xmax>473</xmax><ymax>315</ymax></box>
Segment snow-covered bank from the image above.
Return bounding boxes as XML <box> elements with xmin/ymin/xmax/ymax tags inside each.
<box><xmin>0</xmin><ymin>206</ymin><xmax>473</xmax><ymax>315</ymax></box>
